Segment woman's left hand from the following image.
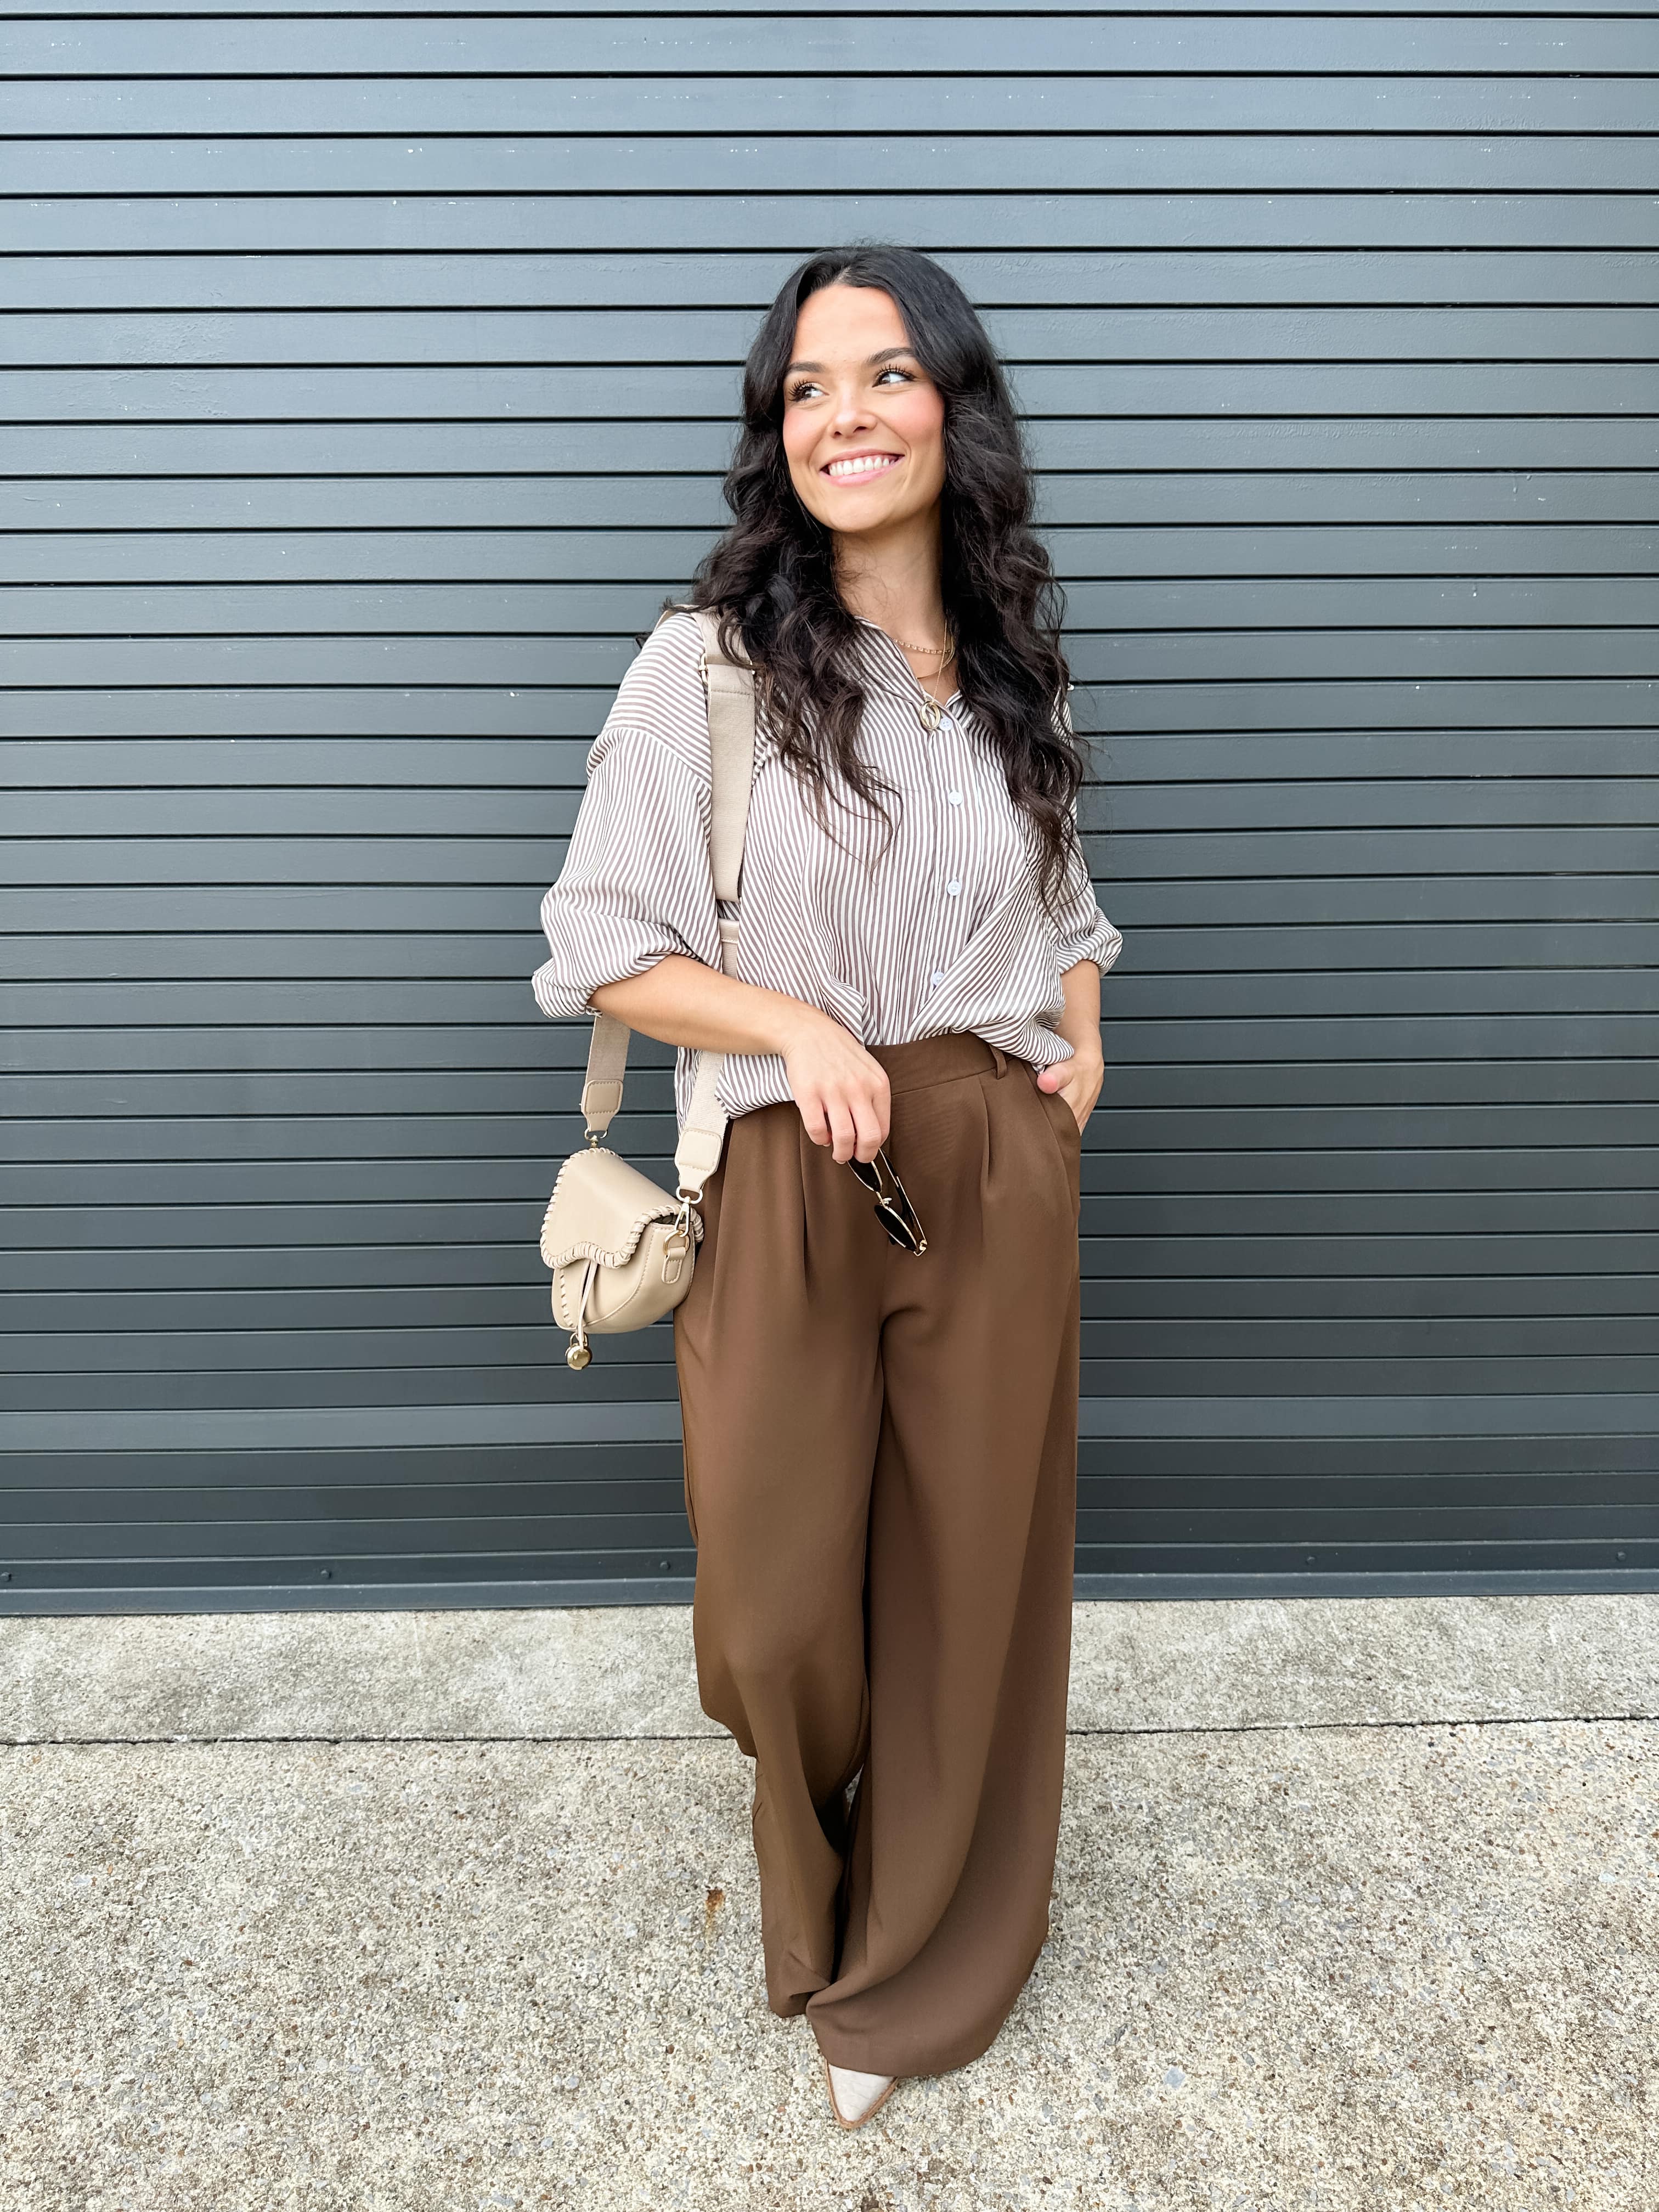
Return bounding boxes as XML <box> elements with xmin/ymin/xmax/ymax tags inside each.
<box><xmin>1037</xmin><ymin>958</ymin><xmax>1107</xmax><ymax>1131</ymax></box>
<box><xmin>1036</xmin><ymin>1044</ymin><xmax>1103</xmax><ymax>1132</ymax></box>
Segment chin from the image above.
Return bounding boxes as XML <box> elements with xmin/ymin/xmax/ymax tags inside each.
<box><xmin>827</xmin><ymin>493</ymin><xmax>912</xmax><ymax>528</ymax></box>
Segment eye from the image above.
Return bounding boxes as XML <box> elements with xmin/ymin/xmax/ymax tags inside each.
<box><xmin>786</xmin><ymin>363</ymin><xmax>917</xmax><ymax>405</ymax></box>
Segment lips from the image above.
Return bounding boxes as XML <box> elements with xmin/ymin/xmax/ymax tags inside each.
<box><xmin>823</xmin><ymin>452</ymin><xmax>903</xmax><ymax>481</ymax></box>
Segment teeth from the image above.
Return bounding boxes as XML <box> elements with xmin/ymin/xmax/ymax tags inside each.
<box><xmin>827</xmin><ymin>454</ymin><xmax>899</xmax><ymax>478</ymax></box>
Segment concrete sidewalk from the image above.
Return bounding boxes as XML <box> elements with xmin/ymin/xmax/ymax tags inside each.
<box><xmin>1</xmin><ymin>1595</ymin><xmax>1654</xmax><ymax>2210</ymax></box>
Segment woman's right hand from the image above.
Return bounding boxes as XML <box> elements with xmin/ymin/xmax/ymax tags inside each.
<box><xmin>590</xmin><ymin>956</ymin><xmax>889</xmax><ymax>1163</ymax></box>
<box><xmin>776</xmin><ymin>1005</ymin><xmax>891</xmax><ymax>1165</ymax></box>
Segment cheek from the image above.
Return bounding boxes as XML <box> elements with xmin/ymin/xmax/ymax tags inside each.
<box><xmin>781</xmin><ymin>410</ymin><xmax>817</xmax><ymax>478</ymax></box>
<box><xmin>891</xmin><ymin>392</ymin><xmax>947</xmax><ymax>489</ymax></box>
<box><xmin>781</xmin><ymin>413</ymin><xmax>829</xmax><ymax>511</ymax></box>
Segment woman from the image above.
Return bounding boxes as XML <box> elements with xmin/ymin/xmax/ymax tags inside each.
<box><xmin>533</xmin><ymin>245</ymin><xmax>1121</xmax><ymax>2128</ymax></box>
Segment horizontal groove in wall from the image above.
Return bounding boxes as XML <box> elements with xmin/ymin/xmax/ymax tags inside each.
<box><xmin>8</xmin><ymin>1568</ymin><xmax>1659</xmax><ymax>1622</ymax></box>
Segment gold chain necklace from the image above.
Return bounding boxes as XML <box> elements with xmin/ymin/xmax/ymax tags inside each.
<box><xmin>888</xmin><ymin>627</ymin><xmax>956</xmax><ymax>662</ymax></box>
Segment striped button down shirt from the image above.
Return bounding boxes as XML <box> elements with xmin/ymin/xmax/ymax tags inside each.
<box><xmin>533</xmin><ymin>610</ymin><xmax>1122</xmax><ymax>1126</ymax></box>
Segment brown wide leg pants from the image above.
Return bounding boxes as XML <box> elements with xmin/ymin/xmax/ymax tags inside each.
<box><xmin>673</xmin><ymin>1031</ymin><xmax>1082</xmax><ymax>2080</ymax></box>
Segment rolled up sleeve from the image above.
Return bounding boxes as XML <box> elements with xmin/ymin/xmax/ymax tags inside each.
<box><xmin>531</xmin><ymin>721</ymin><xmax>720</xmax><ymax>1020</ymax></box>
<box><xmin>1052</xmin><ymin>809</ymin><xmax>1124</xmax><ymax>980</ymax></box>
<box><xmin>1048</xmin><ymin>688</ymin><xmax>1124</xmax><ymax>979</ymax></box>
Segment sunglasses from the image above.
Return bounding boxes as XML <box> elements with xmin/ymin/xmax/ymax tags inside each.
<box><xmin>847</xmin><ymin>1147</ymin><xmax>928</xmax><ymax>1255</ymax></box>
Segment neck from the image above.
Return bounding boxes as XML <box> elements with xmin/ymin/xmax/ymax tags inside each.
<box><xmin>832</xmin><ymin>507</ymin><xmax>947</xmax><ymax>652</ymax></box>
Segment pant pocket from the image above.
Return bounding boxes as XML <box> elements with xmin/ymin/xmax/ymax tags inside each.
<box><xmin>1029</xmin><ymin>1068</ymin><xmax>1082</xmax><ymax>1216</ymax></box>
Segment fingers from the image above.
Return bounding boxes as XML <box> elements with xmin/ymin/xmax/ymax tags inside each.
<box><xmin>850</xmin><ymin>1092</ymin><xmax>886</xmax><ymax>1165</ymax></box>
<box><xmin>824</xmin><ymin>1097</ymin><xmax>858</xmax><ymax>1165</ymax></box>
<box><xmin>825</xmin><ymin>1084</ymin><xmax>889</xmax><ymax>1165</ymax></box>
<box><xmin>800</xmin><ymin>1096</ymin><xmax>834</xmax><ymax>1150</ymax></box>
<box><xmin>795</xmin><ymin>1066</ymin><xmax>891</xmax><ymax>1163</ymax></box>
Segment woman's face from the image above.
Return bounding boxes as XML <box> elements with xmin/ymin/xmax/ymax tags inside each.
<box><xmin>780</xmin><ymin>283</ymin><xmax>947</xmax><ymax>541</ymax></box>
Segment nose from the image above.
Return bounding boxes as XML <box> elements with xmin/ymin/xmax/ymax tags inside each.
<box><xmin>830</xmin><ymin>383</ymin><xmax>876</xmax><ymax>434</ymax></box>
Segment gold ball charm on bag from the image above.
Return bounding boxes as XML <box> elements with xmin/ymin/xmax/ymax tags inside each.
<box><xmin>566</xmin><ymin>1340</ymin><xmax>591</xmax><ymax>1370</ymax></box>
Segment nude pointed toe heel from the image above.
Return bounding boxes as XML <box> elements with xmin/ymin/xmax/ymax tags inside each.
<box><xmin>822</xmin><ymin>2053</ymin><xmax>899</xmax><ymax>2131</ymax></box>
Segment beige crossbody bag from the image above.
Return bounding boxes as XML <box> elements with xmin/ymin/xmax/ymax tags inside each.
<box><xmin>539</xmin><ymin>608</ymin><xmax>756</xmax><ymax>1370</ymax></box>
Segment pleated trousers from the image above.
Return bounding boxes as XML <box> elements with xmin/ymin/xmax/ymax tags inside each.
<box><xmin>672</xmin><ymin>1030</ymin><xmax>1082</xmax><ymax>2079</ymax></box>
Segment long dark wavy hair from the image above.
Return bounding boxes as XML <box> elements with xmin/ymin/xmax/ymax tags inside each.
<box><xmin>673</xmin><ymin>244</ymin><xmax>1085</xmax><ymax>907</ymax></box>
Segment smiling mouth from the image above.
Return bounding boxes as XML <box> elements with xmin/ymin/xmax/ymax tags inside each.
<box><xmin>823</xmin><ymin>453</ymin><xmax>903</xmax><ymax>481</ymax></box>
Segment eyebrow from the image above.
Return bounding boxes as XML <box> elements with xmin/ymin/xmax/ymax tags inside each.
<box><xmin>782</xmin><ymin>346</ymin><xmax>916</xmax><ymax>377</ymax></box>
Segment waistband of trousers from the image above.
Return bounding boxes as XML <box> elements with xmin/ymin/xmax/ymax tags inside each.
<box><xmin>865</xmin><ymin>1031</ymin><xmax>1018</xmax><ymax>1094</ymax></box>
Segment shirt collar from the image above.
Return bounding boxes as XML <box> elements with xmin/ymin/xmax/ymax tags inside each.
<box><xmin>851</xmin><ymin>613</ymin><xmax>965</xmax><ymax>715</ymax></box>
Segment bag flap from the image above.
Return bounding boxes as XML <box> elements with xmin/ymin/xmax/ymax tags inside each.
<box><xmin>539</xmin><ymin>1146</ymin><xmax>703</xmax><ymax>1271</ymax></box>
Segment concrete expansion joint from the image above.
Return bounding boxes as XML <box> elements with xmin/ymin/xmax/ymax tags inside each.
<box><xmin>4</xmin><ymin>1706</ymin><xmax>1659</xmax><ymax>1750</ymax></box>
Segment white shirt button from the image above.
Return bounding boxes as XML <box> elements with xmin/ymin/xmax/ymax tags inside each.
<box><xmin>946</xmin><ymin>879</ymin><xmax>961</xmax><ymax>896</ymax></box>
<box><xmin>930</xmin><ymin>969</ymin><xmax>946</xmax><ymax>988</ymax></box>
<box><xmin>947</xmin><ymin>790</ymin><xmax>963</xmax><ymax>806</ymax></box>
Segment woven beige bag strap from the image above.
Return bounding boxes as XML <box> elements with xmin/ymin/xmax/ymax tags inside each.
<box><xmin>578</xmin><ymin>607</ymin><xmax>757</xmax><ymax>1201</ymax></box>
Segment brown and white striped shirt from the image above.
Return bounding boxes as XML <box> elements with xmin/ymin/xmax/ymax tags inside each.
<box><xmin>532</xmin><ymin>610</ymin><xmax>1122</xmax><ymax>1125</ymax></box>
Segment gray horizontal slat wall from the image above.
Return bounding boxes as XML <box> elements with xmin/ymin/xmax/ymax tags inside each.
<box><xmin>1</xmin><ymin>5</ymin><xmax>1655</xmax><ymax>1611</ymax></box>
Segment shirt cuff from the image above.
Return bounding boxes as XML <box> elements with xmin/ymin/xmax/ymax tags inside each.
<box><xmin>531</xmin><ymin>941</ymin><xmax>682</xmax><ymax>1021</ymax></box>
<box><xmin>1056</xmin><ymin>910</ymin><xmax>1124</xmax><ymax>979</ymax></box>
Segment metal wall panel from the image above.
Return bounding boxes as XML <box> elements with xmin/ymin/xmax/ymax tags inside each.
<box><xmin>1</xmin><ymin>3</ymin><xmax>1654</xmax><ymax>1608</ymax></box>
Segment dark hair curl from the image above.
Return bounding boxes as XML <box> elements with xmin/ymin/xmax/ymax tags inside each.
<box><xmin>670</xmin><ymin>244</ymin><xmax>1085</xmax><ymax>906</ymax></box>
